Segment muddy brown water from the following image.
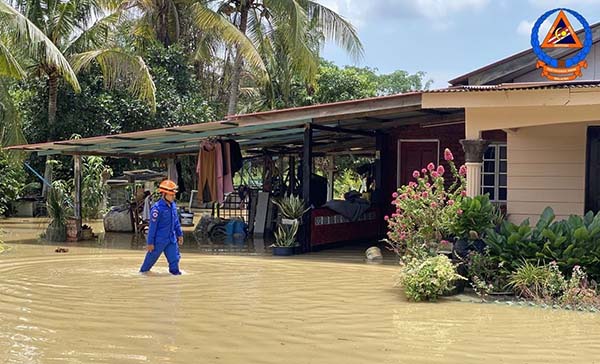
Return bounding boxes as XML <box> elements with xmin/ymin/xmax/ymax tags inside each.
<box><xmin>1</xmin><ymin>242</ymin><xmax>600</xmax><ymax>363</ymax></box>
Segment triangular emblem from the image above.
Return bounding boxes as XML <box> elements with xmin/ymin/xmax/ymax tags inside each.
<box><xmin>541</xmin><ymin>10</ymin><xmax>583</xmax><ymax>48</ymax></box>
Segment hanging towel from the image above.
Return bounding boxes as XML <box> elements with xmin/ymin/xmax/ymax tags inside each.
<box><xmin>214</xmin><ymin>142</ymin><xmax>224</xmax><ymax>203</ymax></box>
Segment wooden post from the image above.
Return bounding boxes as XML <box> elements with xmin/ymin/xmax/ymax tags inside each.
<box><xmin>288</xmin><ymin>156</ymin><xmax>296</xmax><ymax>196</ymax></box>
<box><xmin>74</xmin><ymin>154</ymin><xmax>82</xmax><ymax>237</ymax></box>
<box><xmin>326</xmin><ymin>155</ymin><xmax>335</xmax><ymax>201</ymax></box>
<box><xmin>374</xmin><ymin>132</ymin><xmax>385</xmax><ymax>205</ymax></box>
<box><xmin>301</xmin><ymin>124</ymin><xmax>313</xmax><ymax>253</ymax></box>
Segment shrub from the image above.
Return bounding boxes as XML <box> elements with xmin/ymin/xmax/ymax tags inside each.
<box><xmin>81</xmin><ymin>156</ymin><xmax>112</xmax><ymax>219</ymax></box>
<box><xmin>485</xmin><ymin>207</ymin><xmax>600</xmax><ymax>281</ymax></box>
<box><xmin>467</xmin><ymin>250</ymin><xmax>509</xmax><ymax>293</ymax></box>
<box><xmin>386</xmin><ymin>148</ymin><xmax>466</xmax><ymax>257</ymax></box>
<box><xmin>451</xmin><ymin>195</ymin><xmax>496</xmax><ymax>241</ymax></box>
<box><xmin>397</xmin><ymin>255</ymin><xmax>465</xmax><ymax>302</ymax></box>
<box><xmin>560</xmin><ymin>265</ymin><xmax>599</xmax><ymax>307</ymax></box>
<box><xmin>0</xmin><ymin>150</ymin><xmax>25</xmax><ymax>216</ymax></box>
<box><xmin>508</xmin><ymin>261</ymin><xmax>567</xmax><ymax>300</ymax></box>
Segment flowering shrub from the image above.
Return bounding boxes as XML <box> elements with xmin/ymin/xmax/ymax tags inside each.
<box><xmin>396</xmin><ymin>255</ymin><xmax>465</xmax><ymax>301</ymax></box>
<box><xmin>386</xmin><ymin>148</ymin><xmax>466</xmax><ymax>257</ymax></box>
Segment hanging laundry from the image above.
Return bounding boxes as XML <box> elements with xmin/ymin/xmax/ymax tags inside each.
<box><xmin>223</xmin><ymin>141</ymin><xmax>234</xmax><ymax>195</ymax></box>
<box><xmin>167</xmin><ymin>158</ymin><xmax>178</xmax><ymax>182</ymax></box>
<box><xmin>228</xmin><ymin>140</ymin><xmax>243</xmax><ymax>175</ymax></box>
<box><xmin>196</xmin><ymin>140</ymin><xmax>224</xmax><ymax>203</ymax></box>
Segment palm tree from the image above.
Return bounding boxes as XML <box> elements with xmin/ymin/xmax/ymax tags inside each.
<box><xmin>8</xmin><ymin>0</ymin><xmax>157</xmax><ymax>196</ymax></box>
<box><xmin>216</xmin><ymin>0</ymin><xmax>364</xmax><ymax>115</ymax></box>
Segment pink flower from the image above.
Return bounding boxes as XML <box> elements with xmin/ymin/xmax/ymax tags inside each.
<box><xmin>431</xmin><ymin>202</ymin><xmax>438</xmax><ymax>208</ymax></box>
<box><xmin>422</xmin><ymin>191</ymin><xmax>429</xmax><ymax>198</ymax></box>
<box><xmin>440</xmin><ymin>240</ymin><xmax>450</xmax><ymax>245</ymax></box>
<box><xmin>392</xmin><ymin>192</ymin><xmax>399</xmax><ymax>198</ymax></box>
<box><xmin>408</xmin><ymin>181</ymin><xmax>417</xmax><ymax>188</ymax></box>
<box><xmin>431</xmin><ymin>171</ymin><xmax>439</xmax><ymax>178</ymax></box>
<box><xmin>425</xmin><ymin>183</ymin><xmax>431</xmax><ymax>188</ymax></box>
<box><xmin>421</xmin><ymin>168</ymin><xmax>427</xmax><ymax>174</ymax></box>
<box><xmin>413</xmin><ymin>194</ymin><xmax>420</xmax><ymax>200</ymax></box>
<box><xmin>444</xmin><ymin>148</ymin><xmax>454</xmax><ymax>161</ymax></box>
<box><xmin>461</xmin><ymin>191</ymin><xmax>467</xmax><ymax>197</ymax></box>
<box><xmin>392</xmin><ymin>213</ymin><xmax>398</xmax><ymax>218</ymax></box>
<box><xmin>427</xmin><ymin>162</ymin><xmax>435</xmax><ymax>171</ymax></box>
<box><xmin>459</xmin><ymin>165</ymin><xmax>467</xmax><ymax>176</ymax></box>
<box><xmin>400</xmin><ymin>233</ymin><xmax>406</xmax><ymax>240</ymax></box>
<box><xmin>412</xmin><ymin>170</ymin><xmax>420</xmax><ymax>179</ymax></box>
<box><xmin>400</xmin><ymin>193</ymin><xmax>408</xmax><ymax>200</ymax></box>
<box><xmin>437</xmin><ymin>165</ymin><xmax>445</xmax><ymax>175</ymax></box>
<box><xmin>457</xmin><ymin>209</ymin><xmax>463</xmax><ymax>215</ymax></box>
<box><xmin>447</xmin><ymin>199</ymin><xmax>455</xmax><ymax>206</ymax></box>
<box><xmin>384</xmin><ymin>215</ymin><xmax>389</xmax><ymax>221</ymax></box>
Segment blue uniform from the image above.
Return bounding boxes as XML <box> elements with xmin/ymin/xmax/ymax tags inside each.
<box><xmin>140</xmin><ymin>198</ymin><xmax>183</xmax><ymax>275</ymax></box>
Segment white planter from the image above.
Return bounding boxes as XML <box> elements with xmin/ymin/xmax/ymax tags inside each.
<box><xmin>281</xmin><ymin>218</ymin><xmax>300</xmax><ymax>225</ymax></box>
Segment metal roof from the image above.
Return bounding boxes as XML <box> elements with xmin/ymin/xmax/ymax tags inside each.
<box><xmin>427</xmin><ymin>80</ymin><xmax>600</xmax><ymax>93</ymax></box>
<box><xmin>4</xmin><ymin>92</ymin><xmax>464</xmax><ymax>158</ymax></box>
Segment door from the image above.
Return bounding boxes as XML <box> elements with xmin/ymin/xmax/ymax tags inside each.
<box><xmin>398</xmin><ymin>141</ymin><xmax>439</xmax><ymax>188</ymax></box>
<box><xmin>586</xmin><ymin>127</ymin><xmax>600</xmax><ymax>213</ymax></box>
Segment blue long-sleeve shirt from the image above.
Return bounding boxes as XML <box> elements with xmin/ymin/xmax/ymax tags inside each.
<box><xmin>147</xmin><ymin>198</ymin><xmax>183</xmax><ymax>245</ymax></box>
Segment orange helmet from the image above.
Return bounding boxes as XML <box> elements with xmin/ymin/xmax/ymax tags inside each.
<box><xmin>158</xmin><ymin>179</ymin><xmax>178</xmax><ymax>196</ymax></box>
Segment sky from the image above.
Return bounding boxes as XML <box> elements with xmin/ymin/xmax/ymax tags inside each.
<box><xmin>319</xmin><ymin>0</ymin><xmax>600</xmax><ymax>88</ymax></box>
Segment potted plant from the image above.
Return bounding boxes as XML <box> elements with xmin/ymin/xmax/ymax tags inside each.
<box><xmin>272</xmin><ymin>195</ymin><xmax>310</xmax><ymax>225</ymax></box>
<box><xmin>271</xmin><ymin>221</ymin><xmax>299</xmax><ymax>256</ymax></box>
<box><xmin>46</xmin><ymin>187</ymin><xmax>69</xmax><ymax>242</ymax></box>
<box><xmin>81</xmin><ymin>224</ymin><xmax>94</xmax><ymax>240</ymax></box>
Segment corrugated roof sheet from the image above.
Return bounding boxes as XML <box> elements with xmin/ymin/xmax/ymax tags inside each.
<box><xmin>427</xmin><ymin>80</ymin><xmax>600</xmax><ymax>93</ymax></box>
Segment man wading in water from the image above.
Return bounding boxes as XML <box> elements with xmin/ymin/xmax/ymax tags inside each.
<box><xmin>140</xmin><ymin>179</ymin><xmax>184</xmax><ymax>275</ymax></box>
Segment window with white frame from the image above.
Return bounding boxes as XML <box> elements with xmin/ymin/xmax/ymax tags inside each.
<box><xmin>481</xmin><ymin>144</ymin><xmax>507</xmax><ymax>203</ymax></box>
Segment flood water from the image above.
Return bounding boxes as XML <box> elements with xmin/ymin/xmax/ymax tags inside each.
<box><xmin>1</xmin><ymin>242</ymin><xmax>600</xmax><ymax>363</ymax></box>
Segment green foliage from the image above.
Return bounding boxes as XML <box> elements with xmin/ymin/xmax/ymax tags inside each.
<box><xmin>397</xmin><ymin>255</ymin><xmax>465</xmax><ymax>302</ymax></box>
<box><xmin>467</xmin><ymin>250</ymin><xmax>509</xmax><ymax>293</ymax></box>
<box><xmin>313</xmin><ymin>63</ymin><xmax>378</xmax><ymax>103</ymax></box>
<box><xmin>82</xmin><ymin>156</ymin><xmax>112</xmax><ymax>219</ymax></box>
<box><xmin>451</xmin><ymin>195</ymin><xmax>496</xmax><ymax>240</ymax></box>
<box><xmin>272</xmin><ymin>194</ymin><xmax>309</xmax><ymax>220</ymax></box>
<box><xmin>508</xmin><ymin>261</ymin><xmax>557</xmax><ymax>300</ymax></box>
<box><xmin>0</xmin><ymin>150</ymin><xmax>25</xmax><ymax>216</ymax></box>
<box><xmin>334</xmin><ymin>169</ymin><xmax>364</xmax><ymax>197</ymax></box>
<box><xmin>485</xmin><ymin>207</ymin><xmax>600</xmax><ymax>280</ymax></box>
<box><xmin>377</xmin><ymin>70</ymin><xmax>433</xmax><ymax>95</ymax></box>
<box><xmin>46</xmin><ymin>183</ymin><xmax>71</xmax><ymax>229</ymax></box>
<box><xmin>273</xmin><ymin>221</ymin><xmax>299</xmax><ymax>247</ymax></box>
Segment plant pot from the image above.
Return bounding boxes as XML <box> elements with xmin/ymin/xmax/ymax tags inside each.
<box><xmin>281</xmin><ymin>218</ymin><xmax>300</xmax><ymax>225</ymax></box>
<box><xmin>272</xmin><ymin>246</ymin><xmax>295</xmax><ymax>256</ymax></box>
<box><xmin>66</xmin><ymin>217</ymin><xmax>81</xmax><ymax>242</ymax></box>
<box><xmin>46</xmin><ymin>224</ymin><xmax>67</xmax><ymax>242</ymax></box>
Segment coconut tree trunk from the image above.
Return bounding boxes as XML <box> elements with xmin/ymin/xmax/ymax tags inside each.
<box><xmin>227</xmin><ymin>3</ymin><xmax>250</xmax><ymax>115</ymax></box>
<box><xmin>42</xmin><ymin>72</ymin><xmax>59</xmax><ymax>198</ymax></box>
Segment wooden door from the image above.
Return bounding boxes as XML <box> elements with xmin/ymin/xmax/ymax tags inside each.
<box><xmin>398</xmin><ymin>141</ymin><xmax>438</xmax><ymax>188</ymax></box>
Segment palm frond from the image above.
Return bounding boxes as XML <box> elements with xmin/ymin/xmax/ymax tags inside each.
<box><xmin>0</xmin><ymin>0</ymin><xmax>81</xmax><ymax>91</ymax></box>
<box><xmin>64</xmin><ymin>10</ymin><xmax>122</xmax><ymax>54</ymax></box>
<box><xmin>189</xmin><ymin>2</ymin><xmax>265</xmax><ymax>74</ymax></box>
<box><xmin>71</xmin><ymin>48</ymin><xmax>157</xmax><ymax>111</ymax></box>
<box><xmin>0</xmin><ymin>41</ymin><xmax>24</xmax><ymax>78</ymax></box>
<box><xmin>305</xmin><ymin>1</ymin><xmax>364</xmax><ymax>61</ymax></box>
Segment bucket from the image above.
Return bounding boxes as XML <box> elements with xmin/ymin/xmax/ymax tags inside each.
<box><xmin>365</xmin><ymin>246</ymin><xmax>382</xmax><ymax>260</ymax></box>
<box><xmin>66</xmin><ymin>217</ymin><xmax>81</xmax><ymax>242</ymax></box>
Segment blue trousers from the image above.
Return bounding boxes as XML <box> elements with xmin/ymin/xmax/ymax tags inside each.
<box><xmin>140</xmin><ymin>242</ymin><xmax>181</xmax><ymax>275</ymax></box>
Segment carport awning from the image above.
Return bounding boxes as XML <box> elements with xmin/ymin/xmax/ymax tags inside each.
<box><xmin>5</xmin><ymin>92</ymin><xmax>464</xmax><ymax>158</ymax></box>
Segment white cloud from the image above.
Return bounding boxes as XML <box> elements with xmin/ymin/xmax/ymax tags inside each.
<box><xmin>516</xmin><ymin>18</ymin><xmax>552</xmax><ymax>37</ymax></box>
<box><xmin>316</xmin><ymin>0</ymin><xmax>491</xmax><ymax>30</ymax></box>
<box><xmin>529</xmin><ymin>0</ymin><xmax>600</xmax><ymax>7</ymax></box>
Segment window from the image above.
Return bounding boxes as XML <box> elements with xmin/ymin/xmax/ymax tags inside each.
<box><xmin>481</xmin><ymin>144</ymin><xmax>507</xmax><ymax>203</ymax></box>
